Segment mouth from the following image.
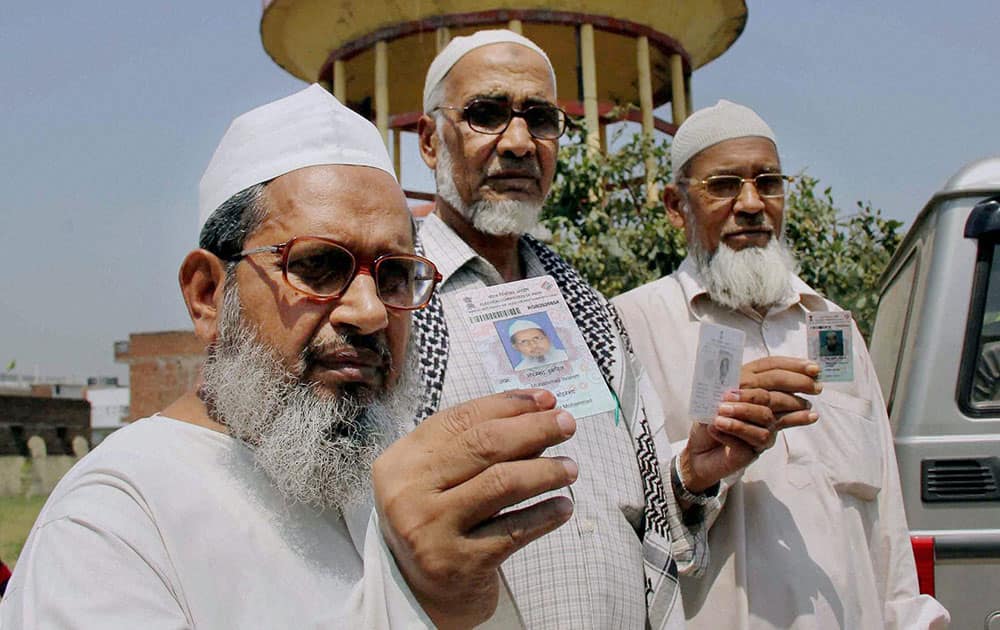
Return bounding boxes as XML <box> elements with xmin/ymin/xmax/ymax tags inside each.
<box><xmin>307</xmin><ymin>348</ymin><xmax>387</xmax><ymax>388</ymax></box>
<box><xmin>723</xmin><ymin>228</ymin><xmax>772</xmax><ymax>247</ymax></box>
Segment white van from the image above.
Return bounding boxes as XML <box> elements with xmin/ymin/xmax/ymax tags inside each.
<box><xmin>871</xmin><ymin>156</ymin><xmax>1000</xmax><ymax>629</ymax></box>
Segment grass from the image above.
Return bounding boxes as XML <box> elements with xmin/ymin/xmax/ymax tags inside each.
<box><xmin>0</xmin><ymin>495</ymin><xmax>47</xmax><ymax>569</ymax></box>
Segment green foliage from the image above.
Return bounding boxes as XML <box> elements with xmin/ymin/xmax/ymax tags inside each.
<box><xmin>540</xmin><ymin>127</ymin><xmax>902</xmax><ymax>341</ymax></box>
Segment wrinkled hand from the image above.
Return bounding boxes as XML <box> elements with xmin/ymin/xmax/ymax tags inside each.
<box><xmin>681</xmin><ymin>357</ymin><xmax>823</xmax><ymax>492</ymax></box>
<box><xmin>373</xmin><ymin>390</ymin><xmax>578</xmax><ymax>629</ymax></box>
<box><xmin>741</xmin><ymin>356</ymin><xmax>823</xmax><ymax>429</ymax></box>
<box><xmin>682</xmin><ymin>388</ymin><xmax>780</xmax><ymax>492</ymax></box>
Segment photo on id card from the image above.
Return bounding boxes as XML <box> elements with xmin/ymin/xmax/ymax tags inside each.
<box><xmin>454</xmin><ymin>275</ymin><xmax>615</xmax><ymax>419</ymax></box>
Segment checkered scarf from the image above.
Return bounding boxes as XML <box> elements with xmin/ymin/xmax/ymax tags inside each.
<box><xmin>413</xmin><ymin>234</ymin><xmax>681</xmax><ymax>629</ymax></box>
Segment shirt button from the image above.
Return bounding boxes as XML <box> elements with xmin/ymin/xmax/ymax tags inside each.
<box><xmin>579</xmin><ymin>519</ymin><xmax>596</xmax><ymax>534</ymax></box>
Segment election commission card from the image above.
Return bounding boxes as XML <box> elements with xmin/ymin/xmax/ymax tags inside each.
<box><xmin>453</xmin><ymin>275</ymin><xmax>615</xmax><ymax>419</ymax></box>
<box><xmin>689</xmin><ymin>322</ymin><xmax>746</xmax><ymax>423</ymax></box>
<box><xmin>807</xmin><ymin>311</ymin><xmax>854</xmax><ymax>382</ymax></box>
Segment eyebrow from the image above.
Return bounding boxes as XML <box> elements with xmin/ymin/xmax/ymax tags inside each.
<box><xmin>702</xmin><ymin>162</ymin><xmax>782</xmax><ymax>178</ymax></box>
<box><xmin>466</xmin><ymin>93</ymin><xmax>556</xmax><ymax>108</ymax></box>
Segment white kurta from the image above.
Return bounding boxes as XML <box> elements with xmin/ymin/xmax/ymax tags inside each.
<box><xmin>612</xmin><ymin>258</ymin><xmax>950</xmax><ymax>630</ymax></box>
<box><xmin>0</xmin><ymin>416</ymin><xmax>437</xmax><ymax>629</ymax></box>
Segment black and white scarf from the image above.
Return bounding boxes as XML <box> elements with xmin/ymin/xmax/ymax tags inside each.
<box><xmin>413</xmin><ymin>234</ymin><xmax>681</xmax><ymax>628</ymax></box>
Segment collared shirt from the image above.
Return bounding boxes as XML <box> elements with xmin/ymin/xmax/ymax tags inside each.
<box><xmin>418</xmin><ymin>213</ymin><xmax>704</xmax><ymax>630</ymax></box>
<box><xmin>613</xmin><ymin>257</ymin><xmax>950</xmax><ymax>630</ymax></box>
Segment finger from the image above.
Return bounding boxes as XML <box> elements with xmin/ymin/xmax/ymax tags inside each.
<box><xmin>418</xmin><ymin>389</ymin><xmax>558</xmax><ymax>442</ymax></box>
<box><xmin>742</xmin><ymin>356</ymin><xmax>819</xmax><ymax>377</ymax></box>
<box><xmin>724</xmin><ymin>388</ymin><xmax>770</xmax><ymax>407</ymax></box>
<box><xmin>767</xmin><ymin>392</ymin><xmax>811</xmax><ymax>414</ymax></box>
<box><xmin>432</xmin><ymin>409</ymin><xmax>577</xmax><ymax>489</ymax></box>
<box><xmin>467</xmin><ymin>496</ymin><xmax>574</xmax><ymax>567</ymax></box>
<box><xmin>718</xmin><ymin>401</ymin><xmax>775</xmax><ymax>429</ymax></box>
<box><xmin>711</xmin><ymin>413</ymin><xmax>774</xmax><ymax>450</ymax></box>
<box><xmin>449</xmin><ymin>457</ymin><xmax>579</xmax><ymax>530</ymax></box>
<box><xmin>705</xmin><ymin>425</ymin><xmax>756</xmax><ymax>453</ymax></box>
<box><xmin>774</xmin><ymin>409</ymin><xmax>820</xmax><ymax>430</ymax></box>
<box><xmin>744</xmin><ymin>368</ymin><xmax>822</xmax><ymax>396</ymax></box>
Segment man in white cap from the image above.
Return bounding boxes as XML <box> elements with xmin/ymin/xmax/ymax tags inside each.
<box><xmin>412</xmin><ymin>30</ymin><xmax>814</xmax><ymax>629</ymax></box>
<box><xmin>507</xmin><ymin>319</ymin><xmax>568</xmax><ymax>370</ymax></box>
<box><xmin>613</xmin><ymin>100</ymin><xmax>950</xmax><ymax>628</ymax></box>
<box><xmin>0</xmin><ymin>85</ymin><xmax>583</xmax><ymax>629</ymax></box>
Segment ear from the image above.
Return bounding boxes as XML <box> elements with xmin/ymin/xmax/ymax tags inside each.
<box><xmin>417</xmin><ymin>114</ymin><xmax>438</xmax><ymax>170</ymax></box>
<box><xmin>663</xmin><ymin>183</ymin><xmax>687</xmax><ymax>230</ymax></box>
<box><xmin>179</xmin><ymin>249</ymin><xmax>229</xmax><ymax>347</ymax></box>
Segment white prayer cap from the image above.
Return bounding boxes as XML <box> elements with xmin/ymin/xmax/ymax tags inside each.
<box><xmin>422</xmin><ymin>29</ymin><xmax>556</xmax><ymax>112</ymax></box>
<box><xmin>670</xmin><ymin>99</ymin><xmax>777</xmax><ymax>181</ymax></box>
<box><xmin>508</xmin><ymin>319</ymin><xmax>543</xmax><ymax>339</ymax></box>
<box><xmin>199</xmin><ymin>83</ymin><xmax>395</xmax><ymax>230</ymax></box>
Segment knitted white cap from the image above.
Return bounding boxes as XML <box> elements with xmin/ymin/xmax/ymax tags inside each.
<box><xmin>198</xmin><ymin>84</ymin><xmax>395</xmax><ymax>230</ymax></box>
<box><xmin>670</xmin><ymin>99</ymin><xmax>777</xmax><ymax>181</ymax></box>
<box><xmin>508</xmin><ymin>319</ymin><xmax>543</xmax><ymax>339</ymax></box>
<box><xmin>422</xmin><ymin>29</ymin><xmax>556</xmax><ymax>112</ymax></box>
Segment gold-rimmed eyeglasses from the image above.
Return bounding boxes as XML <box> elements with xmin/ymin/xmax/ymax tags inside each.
<box><xmin>681</xmin><ymin>173</ymin><xmax>794</xmax><ymax>200</ymax></box>
<box><xmin>226</xmin><ymin>236</ymin><xmax>442</xmax><ymax>310</ymax></box>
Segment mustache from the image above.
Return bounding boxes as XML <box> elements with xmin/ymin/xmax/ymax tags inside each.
<box><xmin>486</xmin><ymin>156</ymin><xmax>541</xmax><ymax>178</ymax></box>
<box><xmin>302</xmin><ymin>332</ymin><xmax>392</xmax><ymax>369</ymax></box>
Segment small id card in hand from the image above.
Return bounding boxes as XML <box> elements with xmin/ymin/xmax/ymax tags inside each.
<box><xmin>689</xmin><ymin>322</ymin><xmax>745</xmax><ymax>423</ymax></box>
<box><xmin>807</xmin><ymin>311</ymin><xmax>854</xmax><ymax>382</ymax></box>
<box><xmin>453</xmin><ymin>275</ymin><xmax>615</xmax><ymax>419</ymax></box>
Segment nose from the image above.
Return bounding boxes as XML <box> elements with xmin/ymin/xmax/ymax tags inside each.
<box><xmin>496</xmin><ymin>115</ymin><xmax>537</xmax><ymax>159</ymax></box>
<box><xmin>734</xmin><ymin>179</ymin><xmax>765</xmax><ymax>216</ymax></box>
<box><xmin>327</xmin><ymin>271</ymin><xmax>389</xmax><ymax>336</ymax></box>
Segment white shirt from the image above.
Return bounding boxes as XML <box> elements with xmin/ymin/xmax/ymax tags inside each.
<box><xmin>0</xmin><ymin>416</ymin><xmax>436</xmax><ymax>629</ymax></box>
<box><xmin>613</xmin><ymin>258</ymin><xmax>950</xmax><ymax>630</ymax></box>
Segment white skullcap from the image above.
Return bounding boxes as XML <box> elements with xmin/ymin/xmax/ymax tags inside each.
<box><xmin>670</xmin><ymin>99</ymin><xmax>777</xmax><ymax>181</ymax></box>
<box><xmin>198</xmin><ymin>83</ymin><xmax>395</xmax><ymax>230</ymax></box>
<box><xmin>422</xmin><ymin>29</ymin><xmax>556</xmax><ymax>112</ymax></box>
<box><xmin>508</xmin><ymin>319</ymin><xmax>543</xmax><ymax>339</ymax></box>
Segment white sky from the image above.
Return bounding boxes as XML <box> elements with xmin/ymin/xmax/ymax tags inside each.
<box><xmin>2</xmin><ymin>1</ymin><xmax>997</xmax><ymax>381</ymax></box>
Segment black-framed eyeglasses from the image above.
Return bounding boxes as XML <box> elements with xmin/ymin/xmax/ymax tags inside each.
<box><xmin>681</xmin><ymin>173</ymin><xmax>794</xmax><ymax>200</ymax></box>
<box><xmin>434</xmin><ymin>98</ymin><xmax>568</xmax><ymax>140</ymax></box>
<box><xmin>226</xmin><ymin>236</ymin><xmax>442</xmax><ymax>310</ymax></box>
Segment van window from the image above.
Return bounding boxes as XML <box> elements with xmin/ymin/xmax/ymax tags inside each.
<box><xmin>871</xmin><ymin>249</ymin><xmax>919</xmax><ymax>413</ymax></box>
<box><xmin>963</xmin><ymin>242</ymin><xmax>1000</xmax><ymax>411</ymax></box>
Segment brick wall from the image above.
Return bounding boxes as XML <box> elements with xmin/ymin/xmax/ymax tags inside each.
<box><xmin>0</xmin><ymin>396</ymin><xmax>90</xmax><ymax>456</ymax></box>
<box><xmin>116</xmin><ymin>331</ymin><xmax>207</xmax><ymax>421</ymax></box>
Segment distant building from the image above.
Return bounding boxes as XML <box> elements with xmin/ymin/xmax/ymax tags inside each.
<box><xmin>86</xmin><ymin>381</ymin><xmax>130</xmax><ymax>446</ymax></box>
<box><xmin>0</xmin><ymin>395</ymin><xmax>90</xmax><ymax>457</ymax></box>
<box><xmin>115</xmin><ymin>331</ymin><xmax>205</xmax><ymax>421</ymax></box>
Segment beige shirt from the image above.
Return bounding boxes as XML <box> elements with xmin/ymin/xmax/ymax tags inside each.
<box><xmin>613</xmin><ymin>257</ymin><xmax>950</xmax><ymax>630</ymax></box>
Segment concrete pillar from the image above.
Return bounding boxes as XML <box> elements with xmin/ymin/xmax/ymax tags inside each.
<box><xmin>579</xmin><ymin>24</ymin><xmax>599</xmax><ymax>154</ymax></box>
<box><xmin>684</xmin><ymin>73</ymin><xmax>694</xmax><ymax>118</ymax></box>
<box><xmin>375</xmin><ymin>40</ymin><xmax>389</xmax><ymax>146</ymax></box>
<box><xmin>333</xmin><ymin>59</ymin><xmax>346</xmax><ymax>103</ymax></box>
<box><xmin>508</xmin><ymin>20</ymin><xmax>522</xmax><ymax>34</ymax></box>
<box><xmin>436</xmin><ymin>27</ymin><xmax>451</xmax><ymax>53</ymax></box>
<box><xmin>637</xmin><ymin>36</ymin><xmax>658</xmax><ymax>206</ymax></box>
<box><xmin>393</xmin><ymin>129</ymin><xmax>402</xmax><ymax>179</ymax></box>
<box><xmin>670</xmin><ymin>53</ymin><xmax>687</xmax><ymax>125</ymax></box>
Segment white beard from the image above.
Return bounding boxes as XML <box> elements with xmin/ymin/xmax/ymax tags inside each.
<box><xmin>689</xmin><ymin>233</ymin><xmax>798</xmax><ymax>312</ymax></box>
<box><xmin>200</xmin><ymin>281</ymin><xmax>418</xmax><ymax>511</ymax></box>
<box><xmin>434</xmin><ymin>130</ymin><xmax>543</xmax><ymax>236</ymax></box>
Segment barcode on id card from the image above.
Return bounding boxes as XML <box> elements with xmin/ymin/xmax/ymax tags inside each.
<box><xmin>469</xmin><ymin>307</ymin><xmax>522</xmax><ymax>324</ymax></box>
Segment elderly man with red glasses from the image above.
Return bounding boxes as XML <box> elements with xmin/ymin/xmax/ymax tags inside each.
<box><xmin>0</xmin><ymin>85</ymin><xmax>590</xmax><ymax>629</ymax></box>
<box><xmin>412</xmin><ymin>30</ymin><xmax>819</xmax><ymax>630</ymax></box>
<box><xmin>613</xmin><ymin>100</ymin><xmax>950</xmax><ymax>629</ymax></box>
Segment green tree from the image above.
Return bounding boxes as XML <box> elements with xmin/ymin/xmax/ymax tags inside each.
<box><xmin>540</xmin><ymin>128</ymin><xmax>902</xmax><ymax>341</ymax></box>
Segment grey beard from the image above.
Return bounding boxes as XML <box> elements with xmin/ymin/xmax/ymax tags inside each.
<box><xmin>200</xmin><ymin>280</ymin><xmax>418</xmax><ymax>511</ymax></box>
<box><xmin>434</xmin><ymin>130</ymin><xmax>543</xmax><ymax>236</ymax></box>
<box><xmin>690</xmin><ymin>235</ymin><xmax>798</xmax><ymax>312</ymax></box>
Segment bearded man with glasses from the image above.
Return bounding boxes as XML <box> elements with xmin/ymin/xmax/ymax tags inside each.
<box><xmin>2</xmin><ymin>85</ymin><xmax>592</xmax><ymax>629</ymax></box>
<box><xmin>413</xmin><ymin>30</ymin><xmax>810</xmax><ymax>630</ymax></box>
<box><xmin>613</xmin><ymin>100</ymin><xmax>949</xmax><ymax>629</ymax></box>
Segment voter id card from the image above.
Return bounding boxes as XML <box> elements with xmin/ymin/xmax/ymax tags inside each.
<box><xmin>453</xmin><ymin>275</ymin><xmax>615</xmax><ymax>419</ymax></box>
<box><xmin>807</xmin><ymin>311</ymin><xmax>854</xmax><ymax>382</ymax></box>
<box><xmin>689</xmin><ymin>322</ymin><xmax>745</xmax><ymax>423</ymax></box>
